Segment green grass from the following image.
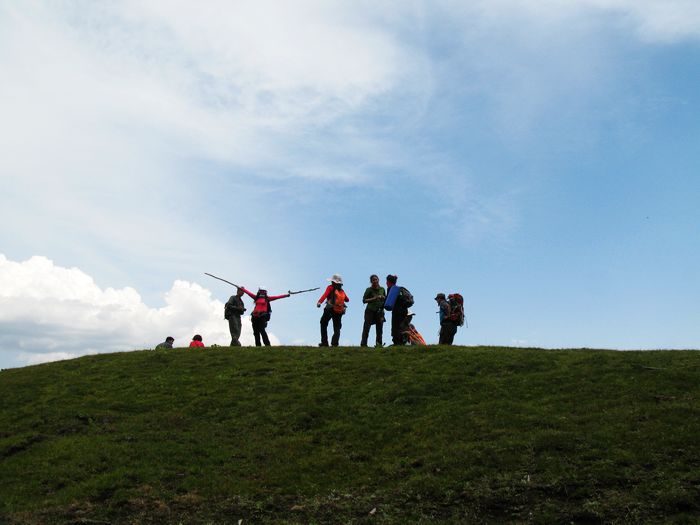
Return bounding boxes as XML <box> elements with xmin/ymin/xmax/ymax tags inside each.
<box><xmin>1</xmin><ymin>346</ymin><xmax>699</xmax><ymax>524</ymax></box>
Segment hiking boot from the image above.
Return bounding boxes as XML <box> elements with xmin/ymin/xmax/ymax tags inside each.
<box><xmin>318</xmin><ymin>342</ymin><xmax>329</xmax><ymax>347</ymax></box>
<box><xmin>375</xmin><ymin>342</ymin><xmax>384</xmax><ymax>348</ymax></box>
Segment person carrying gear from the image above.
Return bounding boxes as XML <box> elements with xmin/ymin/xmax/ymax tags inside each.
<box><xmin>240</xmin><ymin>286</ymin><xmax>291</xmax><ymax>347</ymax></box>
<box><xmin>361</xmin><ymin>274</ymin><xmax>385</xmax><ymax>347</ymax></box>
<box><xmin>435</xmin><ymin>292</ymin><xmax>464</xmax><ymax>344</ymax></box>
<box><xmin>316</xmin><ymin>274</ymin><xmax>349</xmax><ymax>347</ymax></box>
<box><xmin>224</xmin><ymin>287</ymin><xmax>247</xmax><ymax>346</ymax></box>
<box><xmin>435</xmin><ymin>293</ymin><xmax>457</xmax><ymax>345</ymax></box>
<box><xmin>155</xmin><ymin>336</ymin><xmax>174</xmax><ymax>350</ymax></box>
<box><xmin>383</xmin><ymin>274</ymin><xmax>413</xmax><ymax>345</ymax></box>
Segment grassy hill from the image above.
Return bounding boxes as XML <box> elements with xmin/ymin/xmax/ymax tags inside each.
<box><xmin>1</xmin><ymin>346</ymin><xmax>699</xmax><ymax>524</ymax></box>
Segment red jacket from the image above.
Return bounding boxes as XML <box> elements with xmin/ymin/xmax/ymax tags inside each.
<box><xmin>189</xmin><ymin>340</ymin><xmax>204</xmax><ymax>348</ymax></box>
<box><xmin>241</xmin><ymin>287</ymin><xmax>289</xmax><ymax>316</ymax></box>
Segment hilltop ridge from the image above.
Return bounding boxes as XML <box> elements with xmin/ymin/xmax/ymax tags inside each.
<box><xmin>1</xmin><ymin>346</ymin><xmax>699</xmax><ymax>524</ymax></box>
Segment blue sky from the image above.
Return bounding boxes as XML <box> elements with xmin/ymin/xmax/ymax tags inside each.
<box><xmin>1</xmin><ymin>1</ymin><xmax>699</xmax><ymax>368</ymax></box>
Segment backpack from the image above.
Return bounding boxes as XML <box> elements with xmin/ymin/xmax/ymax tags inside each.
<box><xmin>398</xmin><ymin>287</ymin><xmax>414</xmax><ymax>307</ymax></box>
<box><xmin>446</xmin><ymin>293</ymin><xmax>465</xmax><ymax>326</ymax></box>
<box><xmin>328</xmin><ymin>288</ymin><xmax>348</xmax><ymax>314</ymax></box>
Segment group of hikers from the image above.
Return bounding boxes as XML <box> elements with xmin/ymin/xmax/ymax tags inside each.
<box><xmin>155</xmin><ymin>274</ymin><xmax>465</xmax><ymax>350</ymax></box>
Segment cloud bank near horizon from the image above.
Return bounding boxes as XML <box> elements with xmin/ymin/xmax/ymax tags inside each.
<box><xmin>0</xmin><ymin>254</ymin><xmax>275</xmax><ymax>367</ymax></box>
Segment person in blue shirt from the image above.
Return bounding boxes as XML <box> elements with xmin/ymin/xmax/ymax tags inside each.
<box><xmin>383</xmin><ymin>274</ymin><xmax>408</xmax><ymax>345</ymax></box>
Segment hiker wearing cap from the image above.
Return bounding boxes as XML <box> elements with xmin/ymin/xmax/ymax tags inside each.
<box><xmin>224</xmin><ymin>287</ymin><xmax>246</xmax><ymax>346</ymax></box>
<box><xmin>316</xmin><ymin>274</ymin><xmax>349</xmax><ymax>347</ymax></box>
<box><xmin>384</xmin><ymin>274</ymin><xmax>414</xmax><ymax>345</ymax></box>
<box><xmin>240</xmin><ymin>286</ymin><xmax>291</xmax><ymax>346</ymax></box>
<box><xmin>155</xmin><ymin>336</ymin><xmax>174</xmax><ymax>350</ymax></box>
<box><xmin>435</xmin><ymin>293</ymin><xmax>457</xmax><ymax>345</ymax></box>
<box><xmin>361</xmin><ymin>274</ymin><xmax>385</xmax><ymax>347</ymax></box>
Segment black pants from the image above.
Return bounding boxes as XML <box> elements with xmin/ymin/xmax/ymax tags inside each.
<box><xmin>361</xmin><ymin>309</ymin><xmax>384</xmax><ymax>346</ymax></box>
<box><xmin>320</xmin><ymin>308</ymin><xmax>343</xmax><ymax>346</ymax></box>
<box><xmin>251</xmin><ymin>316</ymin><xmax>270</xmax><ymax>346</ymax></box>
<box><xmin>391</xmin><ymin>306</ymin><xmax>408</xmax><ymax>345</ymax></box>
<box><xmin>439</xmin><ymin>322</ymin><xmax>458</xmax><ymax>345</ymax></box>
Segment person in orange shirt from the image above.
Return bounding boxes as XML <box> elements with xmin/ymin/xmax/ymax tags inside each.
<box><xmin>189</xmin><ymin>334</ymin><xmax>205</xmax><ymax>348</ymax></box>
<box><xmin>316</xmin><ymin>274</ymin><xmax>349</xmax><ymax>347</ymax></box>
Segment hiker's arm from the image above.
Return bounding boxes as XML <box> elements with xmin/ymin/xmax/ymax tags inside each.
<box><xmin>240</xmin><ymin>287</ymin><xmax>256</xmax><ymax>299</ymax></box>
<box><xmin>317</xmin><ymin>285</ymin><xmax>332</xmax><ymax>307</ymax></box>
<box><xmin>268</xmin><ymin>293</ymin><xmax>290</xmax><ymax>301</ymax></box>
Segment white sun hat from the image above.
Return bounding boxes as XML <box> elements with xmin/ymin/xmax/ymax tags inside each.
<box><xmin>326</xmin><ymin>274</ymin><xmax>343</xmax><ymax>284</ymax></box>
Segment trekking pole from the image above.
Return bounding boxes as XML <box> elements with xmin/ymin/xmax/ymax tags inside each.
<box><xmin>204</xmin><ymin>272</ymin><xmax>241</xmax><ymax>288</ymax></box>
<box><xmin>288</xmin><ymin>287</ymin><xmax>321</xmax><ymax>295</ymax></box>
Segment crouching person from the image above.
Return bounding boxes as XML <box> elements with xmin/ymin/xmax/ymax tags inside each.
<box><xmin>155</xmin><ymin>336</ymin><xmax>175</xmax><ymax>350</ymax></box>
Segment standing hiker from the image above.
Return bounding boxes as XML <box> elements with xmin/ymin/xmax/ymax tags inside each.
<box><xmin>155</xmin><ymin>336</ymin><xmax>175</xmax><ymax>350</ymax></box>
<box><xmin>240</xmin><ymin>286</ymin><xmax>290</xmax><ymax>347</ymax></box>
<box><xmin>361</xmin><ymin>274</ymin><xmax>385</xmax><ymax>347</ymax></box>
<box><xmin>316</xmin><ymin>274</ymin><xmax>349</xmax><ymax>347</ymax></box>
<box><xmin>383</xmin><ymin>274</ymin><xmax>414</xmax><ymax>345</ymax></box>
<box><xmin>435</xmin><ymin>293</ymin><xmax>457</xmax><ymax>345</ymax></box>
<box><xmin>435</xmin><ymin>293</ymin><xmax>465</xmax><ymax>345</ymax></box>
<box><xmin>224</xmin><ymin>287</ymin><xmax>247</xmax><ymax>346</ymax></box>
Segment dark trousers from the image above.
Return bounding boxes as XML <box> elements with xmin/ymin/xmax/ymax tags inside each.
<box><xmin>251</xmin><ymin>316</ymin><xmax>270</xmax><ymax>346</ymax></box>
<box><xmin>320</xmin><ymin>308</ymin><xmax>343</xmax><ymax>346</ymax></box>
<box><xmin>391</xmin><ymin>306</ymin><xmax>408</xmax><ymax>345</ymax></box>
<box><xmin>439</xmin><ymin>322</ymin><xmax>458</xmax><ymax>345</ymax></box>
<box><xmin>361</xmin><ymin>309</ymin><xmax>384</xmax><ymax>346</ymax></box>
<box><xmin>228</xmin><ymin>315</ymin><xmax>242</xmax><ymax>346</ymax></box>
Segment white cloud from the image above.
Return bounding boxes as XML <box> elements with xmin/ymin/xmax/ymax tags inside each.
<box><xmin>0</xmin><ymin>1</ymin><xmax>414</xmax><ymax>278</ymax></box>
<box><xmin>0</xmin><ymin>1</ymin><xmax>405</xmax><ymax>174</ymax></box>
<box><xmin>0</xmin><ymin>254</ymin><xmax>277</xmax><ymax>368</ymax></box>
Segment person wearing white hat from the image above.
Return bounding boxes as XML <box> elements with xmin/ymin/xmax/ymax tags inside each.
<box><xmin>316</xmin><ymin>274</ymin><xmax>350</xmax><ymax>346</ymax></box>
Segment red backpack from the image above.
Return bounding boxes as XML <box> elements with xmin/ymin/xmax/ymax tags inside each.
<box><xmin>447</xmin><ymin>293</ymin><xmax>465</xmax><ymax>326</ymax></box>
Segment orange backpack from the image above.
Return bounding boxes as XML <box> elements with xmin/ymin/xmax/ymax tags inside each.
<box><xmin>330</xmin><ymin>289</ymin><xmax>347</xmax><ymax>314</ymax></box>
